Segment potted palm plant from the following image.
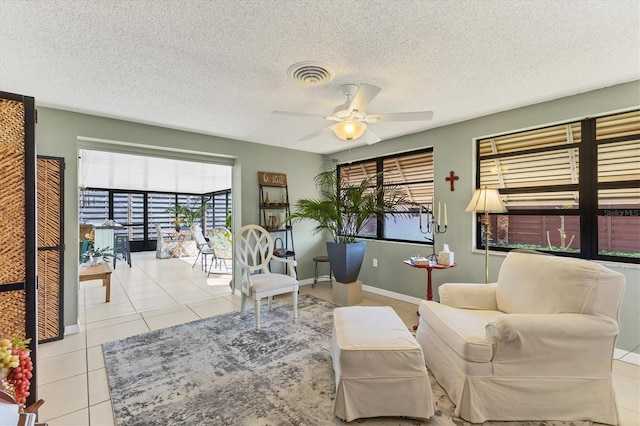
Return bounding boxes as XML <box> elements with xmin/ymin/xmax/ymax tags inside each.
<box><xmin>288</xmin><ymin>169</ymin><xmax>412</xmax><ymax>284</ymax></box>
<box><xmin>166</xmin><ymin>203</ymin><xmax>208</xmax><ymax>229</ymax></box>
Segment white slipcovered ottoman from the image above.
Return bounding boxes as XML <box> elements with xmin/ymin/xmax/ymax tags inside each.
<box><xmin>330</xmin><ymin>306</ymin><xmax>435</xmax><ymax>422</ymax></box>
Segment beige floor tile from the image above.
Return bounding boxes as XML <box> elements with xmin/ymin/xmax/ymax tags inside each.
<box><xmin>614</xmin><ymin>359</ymin><xmax>640</xmax><ymax>379</ymax></box>
<box><xmin>140</xmin><ymin>303</ymin><xmax>192</xmax><ymax>319</ymax></box>
<box><xmin>170</xmin><ymin>288</ymin><xmax>213</xmax><ymax>304</ymax></box>
<box><xmin>87</xmin><ymin>345</ymin><xmax>105</xmax><ymax>371</ymax></box>
<box><xmin>84</xmin><ymin>313</ymin><xmax>143</xmax><ymax>332</ymax></box>
<box><xmin>189</xmin><ymin>298</ymin><xmax>239</xmax><ymax>318</ymax></box>
<box><xmin>125</xmin><ymin>287</ymin><xmax>170</xmax><ymax>301</ymax></box>
<box><xmin>201</xmin><ymin>282</ymin><xmax>236</xmax><ymax>297</ymax></box>
<box><xmin>38</xmin><ymin>348</ymin><xmax>87</xmax><ymax>385</ymax></box>
<box><xmin>613</xmin><ymin>373</ymin><xmax>640</xmax><ymax>412</ymax></box>
<box><xmin>39</xmin><ymin>331</ymin><xmax>87</xmax><ymax>359</ymax></box>
<box><xmin>157</xmin><ymin>280</ymin><xmax>201</xmax><ymax>293</ymax></box>
<box><xmin>38</xmin><ymin>374</ymin><xmax>89</xmax><ymax>421</ymax></box>
<box><xmin>86</xmin><ymin>319</ymin><xmax>150</xmax><ymax>347</ymax></box>
<box><xmin>145</xmin><ymin>308</ymin><xmax>200</xmax><ymax>330</ymax></box>
<box><xmin>130</xmin><ymin>295</ymin><xmax>179</xmax><ymax>312</ymax></box>
<box><xmin>88</xmin><ymin>368</ymin><xmax>110</xmax><ymax>406</ymax></box>
<box><xmin>354</xmin><ymin>298</ymin><xmax>385</xmax><ymax>307</ymax></box>
<box><xmin>618</xmin><ymin>406</ymin><xmax>640</xmax><ymax>426</ymax></box>
<box><xmin>89</xmin><ymin>400</ymin><xmax>115</xmax><ymax>426</ymax></box>
<box><xmin>45</xmin><ymin>408</ymin><xmax>89</xmax><ymax>426</ymax></box>
<box><xmin>84</xmin><ymin>302</ymin><xmax>137</xmax><ymax>324</ymax></box>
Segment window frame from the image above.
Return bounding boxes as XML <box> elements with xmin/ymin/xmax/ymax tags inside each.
<box><xmin>337</xmin><ymin>147</ymin><xmax>434</xmax><ymax>244</ymax></box>
<box><xmin>473</xmin><ymin>109</ymin><xmax>639</xmax><ymax>264</ymax></box>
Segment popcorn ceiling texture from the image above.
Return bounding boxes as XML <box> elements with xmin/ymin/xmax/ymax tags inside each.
<box><xmin>0</xmin><ymin>0</ymin><xmax>638</xmax><ymax>154</ymax></box>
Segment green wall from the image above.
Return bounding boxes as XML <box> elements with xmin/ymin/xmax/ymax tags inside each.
<box><xmin>328</xmin><ymin>81</ymin><xmax>640</xmax><ymax>352</ymax></box>
<box><xmin>34</xmin><ymin>80</ymin><xmax>639</xmax><ymax>352</ymax></box>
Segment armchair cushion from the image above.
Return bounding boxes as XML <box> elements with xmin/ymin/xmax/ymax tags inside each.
<box><xmin>496</xmin><ymin>252</ymin><xmax>600</xmax><ymax>314</ymax></box>
<box><xmin>439</xmin><ymin>283</ymin><xmax>498</xmax><ymax>310</ymax></box>
<box><xmin>419</xmin><ymin>301</ymin><xmax>499</xmax><ymax>362</ymax></box>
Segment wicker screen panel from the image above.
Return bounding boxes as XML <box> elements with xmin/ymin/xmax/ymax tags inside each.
<box><xmin>37</xmin><ymin>158</ymin><xmax>62</xmax><ymax>248</ymax></box>
<box><xmin>37</xmin><ymin>249</ymin><xmax>61</xmax><ymax>341</ymax></box>
<box><xmin>0</xmin><ymin>99</ymin><xmax>26</xmax><ymax>285</ymax></box>
<box><xmin>0</xmin><ymin>290</ymin><xmax>26</xmax><ymax>338</ymax></box>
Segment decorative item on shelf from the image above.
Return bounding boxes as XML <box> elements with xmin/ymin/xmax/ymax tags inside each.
<box><xmin>0</xmin><ymin>337</ymin><xmax>33</xmax><ymax>407</ymax></box>
<box><xmin>79</xmin><ymin>244</ymin><xmax>114</xmax><ymax>265</ymax></box>
<box><xmin>268</xmin><ymin>215</ymin><xmax>279</xmax><ymax>231</ymax></box>
<box><xmin>465</xmin><ymin>186</ymin><xmax>508</xmax><ymax>283</ymax></box>
<box><xmin>418</xmin><ymin>201</ymin><xmax>448</xmax><ymax>261</ymax></box>
<box><xmin>273</xmin><ymin>237</ymin><xmax>288</xmax><ymax>257</ymax></box>
<box><xmin>280</xmin><ymin>192</ymin><xmax>286</xmax><ymax>204</ymax></box>
<box><xmin>264</xmin><ymin>192</ymin><xmax>271</xmax><ymax>206</ymax></box>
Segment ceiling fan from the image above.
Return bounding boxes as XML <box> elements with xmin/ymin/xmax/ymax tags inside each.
<box><xmin>273</xmin><ymin>83</ymin><xmax>433</xmax><ymax>144</ymax></box>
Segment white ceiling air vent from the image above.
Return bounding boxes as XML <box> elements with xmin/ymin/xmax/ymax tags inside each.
<box><xmin>287</xmin><ymin>61</ymin><xmax>332</xmax><ymax>85</ymax></box>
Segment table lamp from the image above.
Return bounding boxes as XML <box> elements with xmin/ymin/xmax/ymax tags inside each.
<box><xmin>465</xmin><ymin>187</ymin><xmax>507</xmax><ymax>283</ymax></box>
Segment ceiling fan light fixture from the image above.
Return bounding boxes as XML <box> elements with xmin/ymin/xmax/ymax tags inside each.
<box><xmin>333</xmin><ymin>121</ymin><xmax>366</xmax><ymax>141</ymax></box>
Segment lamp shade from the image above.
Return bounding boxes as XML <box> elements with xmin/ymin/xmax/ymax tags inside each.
<box><xmin>465</xmin><ymin>187</ymin><xmax>508</xmax><ymax>213</ymax></box>
<box><xmin>332</xmin><ymin>121</ymin><xmax>367</xmax><ymax>140</ymax></box>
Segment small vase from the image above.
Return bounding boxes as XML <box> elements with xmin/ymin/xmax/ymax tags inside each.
<box><xmin>268</xmin><ymin>215</ymin><xmax>278</xmax><ymax>230</ymax></box>
<box><xmin>264</xmin><ymin>192</ymin><xmax>271</xmax><ymax>206</ymax></box>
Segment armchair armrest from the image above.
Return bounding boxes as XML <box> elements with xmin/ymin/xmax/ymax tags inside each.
<box><xmin>439</xmin><ymin>283</ymin><xmax>498</xmax><ymax>310</ymax></box>
<box><xmin>486</xmin><ymin>313</ymin><xmax>619</xmax><ymax>376</ymax></box>
<box><xmin>269</xmin><ymin>256</ymin><xmax>298</xmax><ymax>279</ymax></box>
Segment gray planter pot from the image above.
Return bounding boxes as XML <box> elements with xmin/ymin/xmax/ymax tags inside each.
<box><xmin>326</xmin><ymin>241</ymin><xmax>366</xmax><ymax>283</ymax></box>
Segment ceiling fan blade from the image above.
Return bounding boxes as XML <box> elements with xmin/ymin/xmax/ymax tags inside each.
<box><xmin>348</xmin><ymin>84</ymin><xmax>381</xmax><ymax>114</ymax></box>
<box><xmin>272</xmin><ymin>110</ymin><xmax>333</xmax><ymax>120</ymax></box>
<box><xmin>298</xmin><ymin>125</ymin><xmax>334</xmax><ymax>141</ymax></box>
<box><xmin>364</xmin><ymin>128</ymin><xmax>382</xmax><ymax>145</ymax></box>
<box><xmin>365</xmin><ymin>111</ymin><xmax>434</xmax><ymax>123</ymax></box>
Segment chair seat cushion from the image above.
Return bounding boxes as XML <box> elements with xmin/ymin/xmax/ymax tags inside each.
<box><xmin>419</xmin><ymin>301</ymin><xmax>500</xmax><ymax>362</ymax></box>
<box><xmin>245</xmin><ymin>273</ymin><xmax>298</xmax><ymax>293</ymax></box>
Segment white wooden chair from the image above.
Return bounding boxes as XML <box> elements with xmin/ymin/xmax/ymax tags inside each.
<box><xmin>235</xmin><ymin>224</ymin><xmax>298</xmax><ymax>331</ymax></box>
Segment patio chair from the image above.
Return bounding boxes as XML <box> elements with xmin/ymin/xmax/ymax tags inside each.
<box><xmin>190</xmin><ymin>224</ymin><xmax>215</xmax><ymax>271</ymax></box>
<box><xmin>207</xmin><ymin>227</ymin><xmax>233</xmax><ymax>275</ymax></box>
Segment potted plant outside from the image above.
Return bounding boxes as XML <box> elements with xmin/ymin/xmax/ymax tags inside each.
<box><xmin>166</xmin><ymin>203</ymin><xmax>208</xmax><ymax>230</ymax></box>
<box><xmin>288</xmin><ymin>169</ymin><xmax>412</xmax><ymax>283</ymax></box>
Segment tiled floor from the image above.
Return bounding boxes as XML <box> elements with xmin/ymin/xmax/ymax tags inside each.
<box><xmin>36</xmin><ymin>252</ymin><xmax>640</xmax><ymax>425</ymax></box>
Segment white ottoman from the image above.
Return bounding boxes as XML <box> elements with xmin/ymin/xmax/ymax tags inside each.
<box><xmin>330</xmin><ymin>306</ymin><xmax>435</xmax><ymax>422</ymax></box>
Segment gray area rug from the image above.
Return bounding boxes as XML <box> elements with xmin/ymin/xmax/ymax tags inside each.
<box><xmin>103</xmin><ymin>295</ymin><xmax>590</xmax><ymax>426</ymax></box>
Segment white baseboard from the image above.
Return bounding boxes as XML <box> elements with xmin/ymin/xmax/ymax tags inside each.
<box><xmin>614</xmin><ymin>348</ymin><xmax>640</xmax><ymax>365</ymax></box>
<box><xmin>361</xmin><ymin>284</ymin><xmax>424</xmax><ymax>306</ymax></box>
<box><xmin>64</xmin><ymin>324</ymin><xmax>80</xmax><ymax>335</ymax></box>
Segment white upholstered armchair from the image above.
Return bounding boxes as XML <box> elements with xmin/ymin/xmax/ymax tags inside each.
<box><xmin>415</xmin><ymin>251</ymin><xmax>625</xmax><ymax>425</ymax></box>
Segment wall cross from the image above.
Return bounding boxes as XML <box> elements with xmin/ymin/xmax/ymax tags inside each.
<box><xmin>446</xmin><ymin>170</ymin><xmax>459</xmax><ymax>191</ymax></box>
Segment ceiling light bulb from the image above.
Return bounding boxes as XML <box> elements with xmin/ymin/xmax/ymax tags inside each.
<box><xmin>332</xmin><ymin>121</ymin><xmax>367</xmax><ymax>141</ymax></box>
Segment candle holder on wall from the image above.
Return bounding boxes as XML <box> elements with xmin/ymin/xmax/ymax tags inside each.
<box><xmin>418</xmin><ymin>204</ymin><xmax>448</xmax><ymax>261</ymax></box>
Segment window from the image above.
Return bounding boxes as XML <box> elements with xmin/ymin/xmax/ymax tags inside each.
<box><xmin>79</xmin><ymin>188</ymin><xmax>231</xmax><ymax>251</ymax></box>
<box><xmin>474</xmin><ymin>110</ymin><xmax>639</xmax><ymax>263</ymax></box>
<box><xmin>337</xmin><ymin>148</ymin><xmax>434</xmax><ymax>243</ymax></box>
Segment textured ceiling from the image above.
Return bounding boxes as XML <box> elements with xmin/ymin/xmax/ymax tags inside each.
<box><xmin>1</xmin><ymin>0</ymin><xmax>639</xmax><ymax>154</ymax></box>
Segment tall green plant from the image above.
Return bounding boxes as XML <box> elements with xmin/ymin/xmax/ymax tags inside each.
<box><xmin>166</xmin><ymin>202</ymin><xmax>208</xmax><ymax>227</ymax></box>
<box><xmin>288</xmin><ymin>169</ymin><xmax>413</xmax><ymax>244</ymax></box>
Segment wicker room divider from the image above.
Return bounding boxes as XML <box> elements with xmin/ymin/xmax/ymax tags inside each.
<box><xmin>0</xmin><ymin>91</ymin><xmax>38</xmax><ymax>406</ymax></box>
<box><xmin>37</xmin><ymin>156</ymin><xmax>64</xmax><ymax>342</ymax></box>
